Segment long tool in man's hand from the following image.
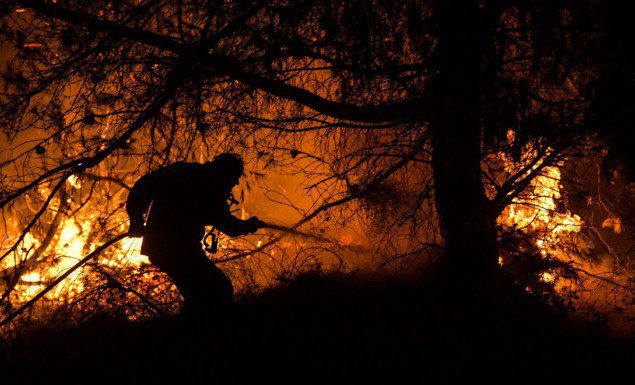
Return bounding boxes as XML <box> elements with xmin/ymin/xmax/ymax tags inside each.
<box><xmin>260</xmin><ymin>222</ymin><xmax>330</xmax><ymax>243</ymax></box>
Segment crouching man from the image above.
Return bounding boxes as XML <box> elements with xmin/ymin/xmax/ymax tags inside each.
<box><xmin>126</xmin><ymin>153</ymin><xmax>264</xmax><ymax>315</ymax></box>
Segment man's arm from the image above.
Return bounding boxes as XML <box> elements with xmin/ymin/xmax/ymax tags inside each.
<box><xmin>212</xmin><ymin>205</ymin><xmax>264</xmax><ymax>237</ymax></box>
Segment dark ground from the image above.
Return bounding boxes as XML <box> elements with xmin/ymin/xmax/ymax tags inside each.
<box><xmin>1</xmin><ymin>270</ymin><xmax>632</xmax><ymax>384</ymax></box>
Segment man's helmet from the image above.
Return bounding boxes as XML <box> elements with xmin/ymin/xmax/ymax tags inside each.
<box><xmin>209</xmin><ymin>153</ymin><xmax>244</xmax><ymax>180</ymax></box>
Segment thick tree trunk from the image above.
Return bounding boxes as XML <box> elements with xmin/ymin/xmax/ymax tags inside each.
<box><xmin>428</xmin><ymin>1</ymin><xmax>498</xmax><ymax>275</ymax></box>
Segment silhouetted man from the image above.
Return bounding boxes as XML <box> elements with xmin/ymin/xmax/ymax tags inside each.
<box><xmin>126</xmin><ymin>153</ymin><xmax>264</xmax><ymax>315</ymax></box>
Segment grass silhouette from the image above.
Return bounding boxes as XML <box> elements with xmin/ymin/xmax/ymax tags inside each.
<box><xmin>2</xmin><ymin>270</ymin><xmax>631</xmax><ymax>384</ymax></box>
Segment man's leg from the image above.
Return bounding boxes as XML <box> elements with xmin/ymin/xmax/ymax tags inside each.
<box><xmin>150</xmin><ymin>251</ymin><xmax>234</xmax><ymax>315</ymax></box>
<box><xmin>181</xmin><ymin>251</ymin><xmax>234</xmax><ymax>314</ymax></box>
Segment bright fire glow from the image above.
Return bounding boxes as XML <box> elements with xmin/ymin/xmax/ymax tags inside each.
<box><xmin>500</xmin><ymin>157</ymin><xmax>585</xmax><ymax>258</ymax></box>
<box><xmin>1</xmin><ymin>178</ymin><xmax>153</xmax><ymax>312</ymax></box>
<box><xmin>494</xmin><ymin>133</ymin><xmax>633</xmax><ymax>334</ymax></box>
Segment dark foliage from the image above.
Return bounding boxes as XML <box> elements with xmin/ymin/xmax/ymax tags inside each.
<box><xmin>1</xmin><ymin>270</ymin><xmax>630</xmax><ymax>384</ymax></box>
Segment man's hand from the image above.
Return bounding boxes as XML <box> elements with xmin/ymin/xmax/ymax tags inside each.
<box><xmin>246</xmin><ymin>216</ymin><xmax>265</xmax><ymax>233</ymax></box>
<box><xmin>128</xmin><ymin>220</ymin><xmax>145</xmax><ymax>238</ymax></box>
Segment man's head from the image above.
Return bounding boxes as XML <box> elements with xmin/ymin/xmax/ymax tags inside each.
<box><xmin>207</xmin><ymin>153</ymin><xmax>244</xmax><ymax>188</ymax></box>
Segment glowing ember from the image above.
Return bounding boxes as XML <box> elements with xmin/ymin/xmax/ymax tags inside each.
<box><xmin>540</xmin><ymin>271</ymin><xmax>556</xmax><ymax>283</ymax></box>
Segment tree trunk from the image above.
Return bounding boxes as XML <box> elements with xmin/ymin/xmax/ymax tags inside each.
<box><xmin>428</xmin><ymin>1</ymin><xmax>498</xmax><ymax>275</ymax></box>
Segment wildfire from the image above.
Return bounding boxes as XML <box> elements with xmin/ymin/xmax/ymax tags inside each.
<box><xmin>1</xmin><ymin>132</ymin><xmax>630</xmax><ymax>333</ymax></box>
<box><xmin>500</xmin><ymin>159</ymin><xmax>585</xmax><ymax>258</ymax></box>
<box><xmin>493</xmin><ymin>133</ymin><xmax>633</xmax><ymax>334</ymax></box>
<box><xmin>494</xmin><ymin>130</ymin><xmax>584</xmax><ymax>259</ymax></box>
<box><xmin>1</xmin><ymin>177</ymin><xmax>153</xmax><ymax>315</ymax></box>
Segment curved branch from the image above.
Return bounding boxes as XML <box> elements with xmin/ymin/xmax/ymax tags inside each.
<box><xmin>206</xmin><ymin>54</ymin><xmax>423</xmax><ymax>123</ymax></box>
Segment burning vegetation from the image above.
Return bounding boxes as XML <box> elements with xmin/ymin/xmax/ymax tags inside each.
<box><xmin>491</xmin><ymin>134</ymin><xmax>633</xmax><ymax>330</ymax></box>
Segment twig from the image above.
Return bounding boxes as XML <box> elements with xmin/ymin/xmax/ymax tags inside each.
<box><xmin>89</xmin><ymin>262</ymin><xmax>165</xmax><ymax>316</ymax></box>
<box><xmin>572</xmin><ymin>267</ymin><xmax>635</xmax><ymax>293</ymax></box>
